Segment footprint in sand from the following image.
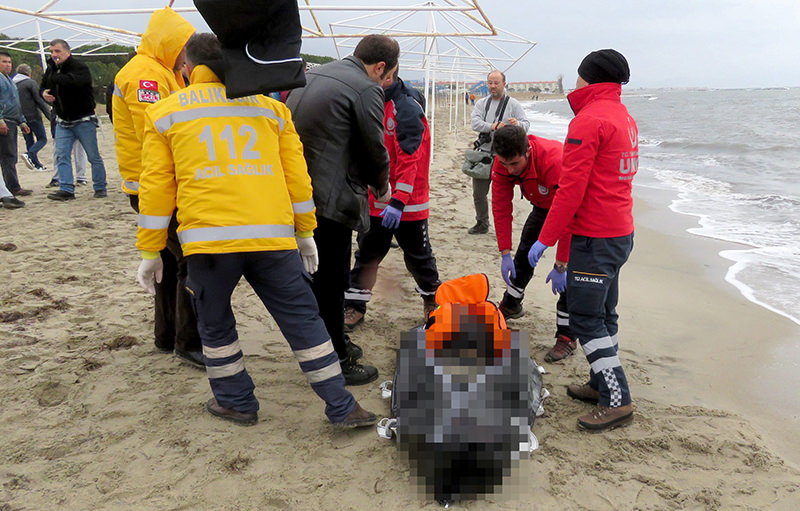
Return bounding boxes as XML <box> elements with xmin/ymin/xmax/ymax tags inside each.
<box><xmin>33</xmin><ymin>380</ymin><xmax>70</xmax><ymax>407</ymax></box>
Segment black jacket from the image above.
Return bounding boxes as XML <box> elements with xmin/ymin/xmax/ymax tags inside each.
<box><xmin>286</xmin><ymin>56</ymin><xmax>390</xmax><ymax>231</ymax></box>
<box><xmin>41</xmin><ymin>56</ymin><xmax>96</xmax><ymax>121</ymax></box>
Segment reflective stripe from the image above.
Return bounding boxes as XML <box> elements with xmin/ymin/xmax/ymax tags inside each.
<box><xmin>556</xmin><ymin>309</ymin><xmax>569</xmax><ymax>326</ymax></box>
<box><xmin>113</xmin><ymin>84</ymin><xmax>123</xmax><ymax>98</ymax></box>
<box><xmin>304</xmin><ymin>361</ymin><xmax>342</xmax><ymax>383</ymax></box>
<box><xmin>138</xmin><ymin>214</ymin><xmax>172</xmax><ymax>230</ymax></box>
<box><xmin>203</xmin><ymin>340</ymin><xmax>241</xmax><ymax>360</ymax></box>
<box><xmin>178</xmin><ymin>224</ymin><xmax>294</xmax><ymax>244</ymax></box>
<box><xmin>124</xmin><ymin>180</ymin><xmax>140</xmax><ymax>191</ymax></box>
<box><xmin>415</xmin><ymin>285</ymin><xmax>436</xmax><ymax>297</ymax></box>
<box><xmin>206</xmin><ymin>358</ymin><xmax>246</xmax><ymax>379</ymax></box>
<box><xmin>153</xmin><ymin>106</ymin><xmax>284</xmax><ymax>134</ymax></box>
<box><xmin>581</xmin><ymin>335</ymin><xmax>614</xmax><ymax>356</ymax></box>
<box><xmin>611</xmin><ymin>333</ymin><xmax>619</xmax><ymax>347</ymax></box>
<box><xmin>292</xmin><ymin>198</ymin><xmax>315</xmax><ymax>215</ymax></box>
<box><xmin>373</xmin><ymin>201</ymin><xmax>429</xmax><ymax>213</ymax></box>
<box><xmin>396</xmin><ymin>182</ymin><xmax>414</xmax><ymax>193</ymax></box>
<box><xmin>293</xmin><ymin>340</ymin><xmax>335</xmax><ymax>363</ymax></box>
<box><xmin>505</xmin><ymin>282</ymin><xmax>524</xmax><ymax>299</ymax></box>
<box><xmin>344</xmin><ymin>288</ymin><xmax>371</xmax><ymax>301</ymax></box>
<box><xmin>590</xmin><ymin>355</ymin><xmax>622</xmax><ymax>373</ymax></box>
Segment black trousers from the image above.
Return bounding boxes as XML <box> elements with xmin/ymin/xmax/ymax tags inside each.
<box><xmin>345</xmin><ymin>216</ymin><xmax>440</xmax><ymax>314</ymax></box>
<box><xmin>503</xmin><ymin>204</ymin><xmax>572</xmax><ymax>339</ymax></box>
<box><xmin>311</xmin><ymin>216</ymin><xmax>353</xmax><ymax>361</ymax></box>
<box><xmin>130</xmin><ymin>195</ymin><xmax>201</xmax><ymax>351</ymax></box>
<box><xmin>0</xmin><ymin>124</ymin><xmax>21</xmax><ymax>193</ymax></box>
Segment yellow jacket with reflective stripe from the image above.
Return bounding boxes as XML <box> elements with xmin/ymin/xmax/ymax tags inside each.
<box><xmin>136</xmin><ymin>65</ymin><xmax>316</xmax><ymax>256</ymax></box>
<box><xmin>113</xmin><ymin>7</ymin><xmax>194</xmax><ymax>195</ymax></box>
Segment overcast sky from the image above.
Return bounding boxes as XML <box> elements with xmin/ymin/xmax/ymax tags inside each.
<box><xmin>1</xmin><ymin>0</ymin><xmax>797</xmax><ymax>89</ymax></box>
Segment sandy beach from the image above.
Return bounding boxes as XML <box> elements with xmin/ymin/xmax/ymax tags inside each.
<box><xmin>2</xmin><ymin>102</ymin><xmax>800</xmax><ymax>510</ymax></box>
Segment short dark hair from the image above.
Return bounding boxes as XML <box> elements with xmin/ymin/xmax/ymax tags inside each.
<box><xmin>185</xmin><ymin>33</ymin><xmax>222</xmax><ymax>67</ymax></box>
<box><xmin>49</xmin><ymin>39</ymin><xmax>70</xmax><ymax>50</ymax></box>
<box><xmin>0</xmin><ymin>51</ymin><xmax>10</xmax><ymax>59</ymax></box>
<box><xmin>492</xmin><ymin>125</ymin><xmax>528</xmax><ymax>159</ymax></box>
<box><xmin>354</xmin><ymin>35</ymin><xmax>400</xmax><ymax>75</ymax></box>
<box><xmin>488</xmin><ymin>69</ymin><xmax>506</xmax><ymax>83</ymax></box>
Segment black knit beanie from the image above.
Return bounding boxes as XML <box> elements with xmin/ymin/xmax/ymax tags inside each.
<box><xmin>577</xmin><ymin>49</ymin><xmax>630</xmax><ymax>84</ymax></box>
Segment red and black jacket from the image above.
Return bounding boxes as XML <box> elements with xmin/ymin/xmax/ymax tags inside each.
<box><xmin>369</xmin><ymin>78</ymin><xmax>431</xmax><ymax>221</ymax></box>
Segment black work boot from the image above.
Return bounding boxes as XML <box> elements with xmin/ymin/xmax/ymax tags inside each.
<box><xmin>340</xmin><ymin>357</ymin><xmax>378</xmax><ymax>386</ymax></box>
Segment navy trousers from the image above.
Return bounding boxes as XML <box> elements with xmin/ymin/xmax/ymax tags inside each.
<box><xmin>567</xmin><ymin>234</ymin><xmax>634</xmax><ymax>407</ymax></box>
<box><xmin>185</xmin><ymin>250</ymin><xmax>356</xmax><ymax>422</ymax></box>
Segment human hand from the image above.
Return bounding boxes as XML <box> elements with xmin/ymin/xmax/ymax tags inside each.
<box><xmin>527</xmin><ymin>240</ymin><xmax>548</xmax><ymax>268</ymax></box>
<box><xmin>501</xmin><ymin>253</ymin><xmax>516</xmax><ymax>286</ymax></box>
<box><xmin>137</xmin><ymin>257</ymin><xmax>163</xmax><ymax>295</ymax></box>
<box><xmin>0</xmin><ymin>121</ymin><xmax>7</xmax><ymax>136</ymax></box>
<box><xmin>546</xmin><ymin>267</ymin><xmax>567</xmax><ymax>294</ymax></box>
<box><xmin>42</xmin><ymin>90</ymin><xmax>56</xmax><ymax>103</ymax></box>
<box><xmin>508</xmin><ymin>118</ymin><xmax>518</xmax><ymax>126</ymax></box>
<box><xmin>380</xmin><ymin>204</ymin><xmax>402</xmax><ymax>229</ymax></box>
<box><xmin>20</xmin><ymin>123</ymin><xmax>30</xmax><ymax>135</ymax></box>
<box><xmin>296</xmin><ymin>236</ymin><xmax>319</xmax><ymax>274</ymax></box>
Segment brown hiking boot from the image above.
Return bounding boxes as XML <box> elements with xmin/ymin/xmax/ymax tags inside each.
<box><xmin>566</xmin><ymin>382</ymin><xmax>600</xmax><ymax>403</ymax></box>
<box><xmin>423</xmin><ymin>297</ymin><xmax>438</xmax><ymax>318</ymax></box>
<box><xmin>343</xmin><ymin>307</ymin><xmax>364</xmax><ymax>332</ymax></box>
<box><xmin>577</xmin><ymin>404</ymin><xmax>634</xmax><ymax>432</ymax></box>
<box><xmin>206</xmin><ymin>398</ymin><xmax>258</xmax><ymax>426</ymax></box>
<box><xmin>334</xmin><ymin>403</ymin><xmax>379</xmax><ymax>428</ymax></box>
<box><xmin>544</xmin><ymin>335</ymin><xmax>577</xmax><ymax>362</ymax></box>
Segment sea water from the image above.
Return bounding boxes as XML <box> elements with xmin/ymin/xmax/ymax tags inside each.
<box><xmin>521</xmin><ymin>88</ymin><xmax>800</xmax><ymax>328</ymax></box>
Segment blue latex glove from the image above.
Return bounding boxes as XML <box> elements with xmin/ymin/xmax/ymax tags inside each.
<box><xmin>501</xmin><ymin>253</ymin><xmax>516</xmax><ymax>286</ymax></box>
<box><xmin>527</xmin><ymin>240</ymin><xmax>548</xmax><ymax>268</ymax></box>
<box><xmin>380</xmin><ymin>204</ymin><xmax>402</xmax><ymax>229</ymax></box>
<box><xmin>546</xmin><ymin>267</ymin><xmax>567</xmax><ymax>294</ymax></box>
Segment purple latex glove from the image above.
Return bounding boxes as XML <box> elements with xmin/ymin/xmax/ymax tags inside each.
<box><xmin>527</xmin><ymin>240</ymin><xmax>548</xmax><ymax>268</ymax></box>
<box><xmin>501</xmin><ymin>253</ymin><xmax>516</xmax><ymax>286</ymax></box>
<box><xmin>380</xmin><ymin>204</ymin><xmax>402</xmax><ymax>229</ymax></box>
<box><xmin>545</xmin><ymin>267</ymin><xmax>567</xmax><ymax>294</ymax></box>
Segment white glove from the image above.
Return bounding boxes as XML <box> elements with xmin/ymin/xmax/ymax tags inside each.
<box><xmin>137</xmin><ymin>257</ymin><xmax>164</xmax><ymax>295</ymax></box>
<box><xmin>296</xmin><ymin>236</ymin><xmax>319</xmax><ymax>274</ymax></box>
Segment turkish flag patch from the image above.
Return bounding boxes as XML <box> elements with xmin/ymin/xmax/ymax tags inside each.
<box><xmin>139</xmin><ymin>80</ymin><xmax>158</xmax><ymax>90</ymax></box>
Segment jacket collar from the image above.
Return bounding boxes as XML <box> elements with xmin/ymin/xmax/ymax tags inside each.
<box><xmin>567</xmin><ymin>82</ymin><xmax>622</xmax><ymax>114</ymax></box>
<box><xmin>189</xmin><ymin>65</ymin><xmax>222</xmax><ymax>85</ymax></box>
<box><xmin>343</xmin><ymin>55</ymin><xmax>368</xmax><ymax>76</ymax></box>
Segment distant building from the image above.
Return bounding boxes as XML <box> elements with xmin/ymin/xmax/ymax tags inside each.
<box><xmin>506</xmin><ymin>81</ymin><xmax>561</xmax><ymax>94</ymax></box>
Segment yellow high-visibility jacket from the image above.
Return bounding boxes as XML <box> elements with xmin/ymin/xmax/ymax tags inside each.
<box><xmin>136</xmin><ymin>65</ymin><xmax>316</xmax><ymax>256</ymax></box>
<box><xmin>113</xmin><ymin>7</ymin><xmax>194</xmax><ymax>195</ymax></box>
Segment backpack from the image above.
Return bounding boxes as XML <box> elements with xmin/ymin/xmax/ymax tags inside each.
<box><xmin>377</xmin><ymin>274</ymin><xmax>547</xmax><ymax>504</ymax></box>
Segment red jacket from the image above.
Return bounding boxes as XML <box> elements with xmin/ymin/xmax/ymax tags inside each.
<box><xmin>491</xmin><ymin>134</ymin><xmax>571</xmax><ymax>262</ymax></box>
<box><xmin>369</xmin><ymin>79</ymin><xmax>431</xmax><ymax>221</ymax></box>
<box><xmin>539</xmin><ymin>83</ymin><xmax>638</xmax><ymax>253</ymax></box>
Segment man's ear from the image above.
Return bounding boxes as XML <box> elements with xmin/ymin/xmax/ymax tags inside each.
<box><xmin>375</xmin><ymin>61</ymin><xmax>386</xmax><ymax>78</ymax></box>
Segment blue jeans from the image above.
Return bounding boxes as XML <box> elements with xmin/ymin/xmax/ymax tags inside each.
<box><xmin>22</xmin><ymin>119</ymin><xmax>47</xmax><ymax>167</ymax></box>
<box><xmin>55</xmin><ymin>121</ymin><xmax>106</xmax><ymax>193</ymax></box>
